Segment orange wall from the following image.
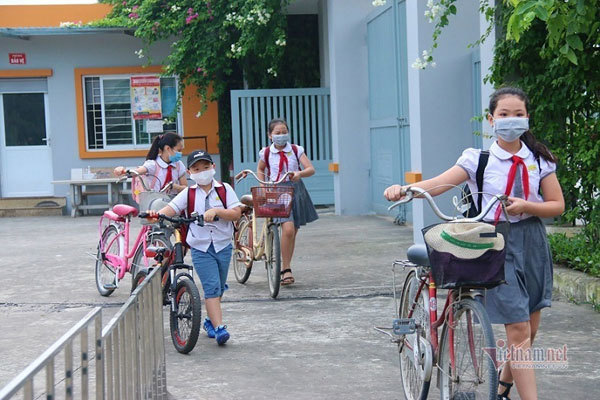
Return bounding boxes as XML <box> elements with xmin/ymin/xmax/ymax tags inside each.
<box><xmin>0</xmin><ymin>4</ymin><xmax>112</xmax><ymax>27</ymax></box>
<box><xmin>74</xmin><ymin>66</ymin><xmax>219</xmax><ymax>159</ymax></box>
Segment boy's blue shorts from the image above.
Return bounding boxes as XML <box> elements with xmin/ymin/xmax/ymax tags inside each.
<box><xmin>190</xmin><ymin>243</ymin><xmax>232</xmax><ymax>299</ymax></box>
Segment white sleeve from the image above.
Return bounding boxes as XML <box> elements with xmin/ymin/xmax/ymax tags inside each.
<box><xmin>295</xmin><ymin>145</ymin><xmax>306</xmax><ymax>159</ymax></box>
<box><xmin>223</xmin><ymin>183</ymin><xmax>241</xmax><ymax>208</ymax></box>
<box><xmin>142</xmin><ymin>159</ymin><xmax>156</xmax><ymax>175</ymax></box>
<box><xmin>539</xmin><ymin>157</ymin><xmax>557</xmax><ymax>180</ymax></box>
<box><xmin>455</xmin><ymin>148</ymin><xmax>480</xmax><ymax>182</ymax></box>
<box><xmin>258</xmin><ymin>148</ymin><xmax>266</xmax><ymax>163</ymax></box>
<box><xmin>168</xmin><ymin>187</ymin><xmax>188</xmax><ymax>214</ymax></box>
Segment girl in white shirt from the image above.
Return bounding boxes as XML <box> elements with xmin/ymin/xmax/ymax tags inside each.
<box><xmin>384</xmin><ymin>87</ymin><xmax>564</xmax><ymax>400</ymax></box>
<box><xmin>114</xmin><ymin>132</ymin><xmax>187</xmax><ymax>194</ymax></box>
<box><xmin>257</xmin><ymin>118</ymin><xmax>319</xmax><ymax>286</ymax></box>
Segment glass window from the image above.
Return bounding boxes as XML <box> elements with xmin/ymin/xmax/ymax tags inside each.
<box><xmin>3</xmin><ymin>93</ymin><xmax>47</xmax><ymax>147</ymax></box>
<box><xmin>84</xmin><ymin>75</ymin><xmax>180</xmax><ymax>150</ymax></box>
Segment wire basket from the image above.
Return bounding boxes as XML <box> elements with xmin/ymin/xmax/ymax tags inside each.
<box><xmin>251</xmin><ymin>186</ymin><xmax>294</xmax><ymax>218</ymax></box>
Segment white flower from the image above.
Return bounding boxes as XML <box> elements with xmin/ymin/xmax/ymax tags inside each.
<box><xmin>59</xmin><ymin>21</ymin><xmax>82</xmax><ymax>28</ymax></box>
<box><xmin>275</xmin><ymin>38</ymin><xmax>286</xmax><ymax>46</ymax></box>
<box><xmin>412</xmin><ymin>58</ymin><xmax>426</xmax><ymax>69</ymax></box>
<box><xmin>430</xmin><ymin>62</ymin><xmax>437</xmax><ymax>68</ymax></box>
<box><xmin>195</xmin><ymin>111</ymin><xmax>203</xmax><ymax>118</ymax></box>
<box><xmin>372</xmin><ymin>0</ymin><xmax>386</xmax><ymax>6</ymax></box>
<box><xmin>170</xmin><ymin>5</ymin><xmax>181</xmax><ymax>12</ymax></box>
<box><xmin>267</xmin><ymin>67</ymin><xmax>278</xmax><ymax>77</ymax></box>
<box><xmin>134</xmin><ymin>49</ymin><xmax>144</xmax><ymax>59</ymax></box>
<box><xmin>225</xmin><ymin>13</ymin><xmax>233</xmax><ymax>22</ymax></box>
<box><xmin>230</xmin><ymin>43</ymin><xmax>242</xmax><ymax>56</ymax></box>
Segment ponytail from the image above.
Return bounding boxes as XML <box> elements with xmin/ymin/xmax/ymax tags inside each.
<box><xmin>489</xmin><ymin>86</ymin><xmax>558</xmax><ymax>164</ymax></box>
<box><xmin>146</xmin><ymin>132</ymin><xmax>182</xmax><ymax>160</ymax></box>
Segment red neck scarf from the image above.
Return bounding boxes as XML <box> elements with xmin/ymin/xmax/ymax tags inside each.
<box><xmin>276</xmin><ymin>152</ymin><xmax>288</xmax><ymax>181</ymax></box>
<box><xmin>162</xmin><ymin>164</ymin><xmax>175</xmax><ymax>190</ymax></box>
<box><xmin>494</xmin><ymin>155</ymin><xmax>529</xmax><ymax>221</ymax></box>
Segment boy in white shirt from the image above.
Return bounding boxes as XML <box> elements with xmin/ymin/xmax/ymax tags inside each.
<box><xmin>149</xmin><ymin>150</ymin><xmax>242</xmax><ymax>345</ymax></box>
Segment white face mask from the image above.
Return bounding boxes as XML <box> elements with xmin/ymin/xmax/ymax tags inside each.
<box><xmin>493</xmin><ymin>117</ymin><xmax>529</xmax><ymax>142</ymax></box>
<box><xmin>190</xmin><ymin>168</ymin><xmax>215</xmax><ymax>185</ymax></box>
<box><xmin>272</xmin><ymin>134</ymin><xmax>289</xmax><ymax>146</ymax></box>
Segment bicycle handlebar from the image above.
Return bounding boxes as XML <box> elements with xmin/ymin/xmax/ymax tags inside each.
<box><xmin>388</xmin><ymin>186</ymin><xmax>509</xmax><ymax>222</ymax></box>
<box><xmin>235</xmin><ymin>169</ymin><xmax>294</xmax><ymax>185</ymax></box>
<box><xmin>119</xmin><ymin>169</ymin><xmax>171</xmax><ymax>193</ymax></box>
<box><xmin>138</xmin><ymin>212</ymin><xmax>218</xmax><ymax>226</ymax></box>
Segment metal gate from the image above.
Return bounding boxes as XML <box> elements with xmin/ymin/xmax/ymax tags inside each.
<box><xmin>230</xmin><ymin>88</ymin><xmax>334</xmax><ymax>205</ymax></box>
<box><xmin>367</xmin><ymin>0</ymin><xmax>411</xmax><ymax>219</ymax></box>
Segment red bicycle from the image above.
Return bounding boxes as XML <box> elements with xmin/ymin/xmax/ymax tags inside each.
<box><xmin>376</xmin><ymin>186</ymin><xmax>509</xmax><ymax>400</ymax></box>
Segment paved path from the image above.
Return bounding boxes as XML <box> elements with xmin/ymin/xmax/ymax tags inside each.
<box><xmin>1</xmin><ymin>214</ymin><xmax>598</xmax><ymax>399</ymax></box>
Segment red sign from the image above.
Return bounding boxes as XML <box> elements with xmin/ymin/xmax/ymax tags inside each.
<box><xmin>9</xmin><ymin>53</ymin><xmax>26</xmax><ymax>65</ymax></box>
<box><xmin>130</xmin><ymin>75</ymin><xmax>162</xmax><ymax>120</ymax></box>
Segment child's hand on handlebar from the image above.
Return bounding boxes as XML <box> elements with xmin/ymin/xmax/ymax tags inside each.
<box><xmin>145</xmin><ymin>210</ymin><xmax>159</xmax><ymax>222</ymax></box>
<box><xmin>114</xmin><ymin>166</ymin><xmax>126</xmax><ymax>176</ymax></box>
<box><xmin>204</xmin><ymin>208</ymin><xmax>219</xmax><ymax>222</ymax></box>
<box><xmin>289</xmin><ymin>171</ymin><xmax>301</xmax><ymax>182</ymax></box>
<box><xmin>384</xmin><ymin>184</ymin><xmax>408</xmax><ymax>201</ymax></box>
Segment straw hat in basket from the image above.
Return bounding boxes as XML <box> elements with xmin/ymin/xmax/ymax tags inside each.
<box><xmin>424</xmin><ymin>222</ymin><xmax>505</xmax><ymax>259</ymax></box>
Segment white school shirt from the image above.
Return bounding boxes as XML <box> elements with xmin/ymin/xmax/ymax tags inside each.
<box><xmin>167</xmin><ymin>180</ymin><xmax>242</xmax><ymax>252</ymax></box>
<box><xmin>142</xmin><ymin>157</ymin><xmax>186</xmax><ymax>192</ymax></box>
<box><xmin>456</xmin><ymin>141</ymin><xmax>556</xmax><ymax>223</ymax></box>
<box><xmin>258</xmin><ymin>143</ymin><xmax>305</xmax><ymax>182</ymax></box>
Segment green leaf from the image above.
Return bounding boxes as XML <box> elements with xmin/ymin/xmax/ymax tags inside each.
<box><xmin>576</xmin><ymin>0</ymin><xmax>586</xmax><ymax>15</ymax></box>
<box><xmin>449</xmin><ymin>5</ymin><xmax>457</xmax><ymax>15</ymax></box>
<box><xmin>559</xmin><ymin>43</ymin><xmax>569</xmax><ymax>54</ymax></box>
<box><xmin>565</xmin><ymin>48</ymin><xmax>578</xmax><ymax>65</ymax></box>
<box><xmin>534</xmin><ymin>5</ymin><xmax>549</xmax><ymax>21</ymax></box>
<box><xmin>566</xmin><ymin>35</ymin><xmax>584</xmax><ymax>51</ymax></box>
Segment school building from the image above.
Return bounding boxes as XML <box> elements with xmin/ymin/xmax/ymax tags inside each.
<box><xmin>1</xmin><ymin>0</ymin><xmax>495</xmax><ymax>242</ymax></box>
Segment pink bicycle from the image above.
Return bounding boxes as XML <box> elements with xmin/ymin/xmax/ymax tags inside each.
<box><xmin>95</xmin><ymin>170</ymin><xmax>173</xmax><ymax>296</ymax></box>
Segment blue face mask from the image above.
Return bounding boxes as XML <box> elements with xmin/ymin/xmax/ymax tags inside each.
<box><xmin>169</xmin><ymin>151</ymin><xmax>182</xmax><ymax>163</ymax></box>
<box><xmin>272</xmin><ymin>134</ymin><xmax>289</xmax><ymax>147</ymax></box>
<box><xmin>493</xmin><ymin>117</ymin><xmax>529</xmax><ymax>142</ymax></box>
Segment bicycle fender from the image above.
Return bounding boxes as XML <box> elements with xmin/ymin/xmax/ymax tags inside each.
<box><xmin>175</xmin><ymin>272</ymin><xmax>194</xmax><ymax>283</ymax></box>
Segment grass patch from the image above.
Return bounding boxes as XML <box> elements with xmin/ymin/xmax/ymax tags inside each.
<box><xmin>548</xmin><ymin>233</ymin><xmax>600</xmax><ymax>277</ymax></box>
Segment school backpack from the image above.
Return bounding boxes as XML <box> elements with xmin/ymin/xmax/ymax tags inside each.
<box><xmin>179</xmin><ymin>184</ymin><xmax>228</xmax><ymax>248</ymax></box>
<box><xmin>263</xmin><ymin>144</ymin><xmax>301</xmax><ymax>179</ymax></box>
<box><xmin>461</xmin><ymin>150</ymin><xmax>542</xmax><ymax>217</ymax></box>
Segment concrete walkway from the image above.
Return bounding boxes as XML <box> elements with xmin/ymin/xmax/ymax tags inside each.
<box><xmin>1</xmin><ymin>214</ymin><xmax>598</xmax><ymax>399</ymax></box>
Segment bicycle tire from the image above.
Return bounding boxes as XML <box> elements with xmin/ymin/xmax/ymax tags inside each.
<box><xmin>265</xmin><ymin>223</ymin><xmax>281</xmax><ymax>299</ymax></box>
<box><xmin>130</xmin><ymin>269</ymin><xmax>149</xmax><ymax>292</ymax></box>
<box><xmin>439</xmin><ymin>297</ymin><xmax>498</xmax><ymax>400</ymax></box>
<box><xmin>95</xmin><ymin>225</ymin><xmax>120</xmax><ymax>297</ymax></box>
<box><xmin>398</xmin><ymin>269</ymin><xmax>432</xmax><ymax>400</ymax></box>
<box><xmin>233</xmin><ymin>216</ymin><xmax>253</xmax><ymax>284</ymax></box>
<box><xmin>131</xmin><ymin>233</ymin><xmax>171</xmax><ymax>291</ymax></box>
<box><xmin>170</xmin><ymin>277</ymin><xmax>202</xmax><ymax>354</ymax></box>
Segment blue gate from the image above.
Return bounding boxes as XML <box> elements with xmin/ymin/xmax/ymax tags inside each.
<box><xmin>367</xmin><ymin>0</ymin><xmax>411</xmax><ymax>219</ymax></box>
<box><xmin>230</xmin><ymin>88</ymin><xmax>334</xmax><ymax>205</ymax></box>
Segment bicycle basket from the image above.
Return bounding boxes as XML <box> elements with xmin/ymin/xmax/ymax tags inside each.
<box><xmin>422</xmin><ymin>221</ymin><xmax>509</xmax><ymax>289</ymax></box>
<box><xmin>251</xmin><ymin>186</ymin><xmax>294</xmax><ymax>218</ymax></box>
<box><xmin>138</xmin><ymin>192</ymin><xmax>172</xmax><ymax>225</ymax></box>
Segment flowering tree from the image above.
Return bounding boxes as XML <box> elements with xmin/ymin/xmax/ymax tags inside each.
<box><xmin>99</xmin><ymin>0</ymin><xmax>290</xmax><ymax>108</ymax></box>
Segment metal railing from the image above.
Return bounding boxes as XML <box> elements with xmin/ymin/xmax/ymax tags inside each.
<box><xmin>0</xmin><ymin>267</ymin><xmax>166</xmax><ymax>400</ymax></box>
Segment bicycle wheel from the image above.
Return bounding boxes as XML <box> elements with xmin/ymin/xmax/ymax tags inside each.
<box><xmin>265</xmin><ymin>223</ymin><xmax>281</xmax><ymax>299</ymax></box>
<box><xmin>439</xmin><ymin>297</ymin><xmax>498</xmax><ymax>400</ymax></box>
<box><xmin>233</xmin><ymin>216</ymin><xmax>253</xmax><ymax>283</ymax></box>
<box><xmin>397</xmin><ymin>269</ymin><xmax>432</xmax><ymax>400</ymax></box>
<box><xmin>170</xmin><ymin>277</ymin><xmax>202</xmax><ymax>354</ymax></box>
<box><xmin>95</xmin><ymin>225</ymin><xmax>120</xmax><ymax>297</ymax></box>
<box><xmin>131</xmin><ymin>233</ymin><xmax>171</xmax><ymax>290</ymax></box>
<box><xmin>130</xmin><ymin>269</ymin><xmax>148</xmax><ymax>292</ymax></box>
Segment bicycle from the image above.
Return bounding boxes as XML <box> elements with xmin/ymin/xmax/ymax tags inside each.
<box><xmin>231</xmin><ymin>169</ymin><xmax>294</xmax><ymax>299</ymax></box>
<box><xmin>132</xmin><ymin>212</ymin><xmax>207</xmax><ymax>354</ymax></box>
<box><xmin>94</xmin><ymin>170</ymin><xmax>172</xmax><ymax>297</ymax></box>
<box><xmin>375</xmin><ymin>186</ymin><xmax>510</xmax><ymax>400</ymax></box>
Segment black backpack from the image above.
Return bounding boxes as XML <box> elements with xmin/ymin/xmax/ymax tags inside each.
<box><xmin>462</xmin><ymin>150</ymin><xmax>542</xmax><ymax>217</ymax></box>
<box><xmin>462</xmin><ymin>151</ymin><xmax>489</xmax><ymax>218</ymax></box>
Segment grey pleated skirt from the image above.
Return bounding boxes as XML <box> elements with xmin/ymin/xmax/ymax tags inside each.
<box><xmin>483</xmin><ymin>217</ymin><xmax>553</xmax><ymax>324</ymax></box>
<box><xmin>274</xmin><ymin>179</ymin><xmax>319</xmax><ymax>229</ymax></box>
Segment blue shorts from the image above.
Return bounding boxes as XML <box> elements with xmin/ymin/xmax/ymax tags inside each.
<box><xmin>190</xmin><ymin>243</ymin><xmax>232</xmax><ymax>299</ymax></box>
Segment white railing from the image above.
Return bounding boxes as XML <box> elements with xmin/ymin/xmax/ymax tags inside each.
<box><xmin>0</xmin><ymin>267</ymin><xmax>166</xmax><ymax>400</ymax></box>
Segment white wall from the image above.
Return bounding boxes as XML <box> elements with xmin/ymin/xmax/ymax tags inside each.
<box><xmin>406</xmin><ymin>0</ymin><xmax>482</xmax><ymax>243</ymax></box>
<box><xmin>326</xmin><ymin>0</ymin><xmax>373</xmax><ymax>215</ymax></box>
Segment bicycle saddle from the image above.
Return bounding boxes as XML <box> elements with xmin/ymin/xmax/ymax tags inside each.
<box><xmin>240</xmin><ymin>194</ymin><xmax>253</xmax><ymax>207</ymax></box>
<box><xmin>112</xmin><ymin>204</ymin><xmax>139</xmax><ymax>217</ymax></box>
<box><xmin>407</xmin><ymin>244</ymin><xmax>430</xmax><ymax>267</ymax></box>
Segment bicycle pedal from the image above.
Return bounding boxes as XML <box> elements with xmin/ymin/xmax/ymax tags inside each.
<box><xmin>393</xmin><ymin>318</ymin><xmax>416</xmax><ymax>335</ymax></box>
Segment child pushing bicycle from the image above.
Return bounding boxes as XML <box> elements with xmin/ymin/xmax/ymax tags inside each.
<box><xmin>385</xmin><ymin>87</ymin><xmax>564</xmax><ymax>400</ymax></box>
<box><xmin>257</xmin><ymin>118</ymin><xmax>319</xmax><ymax>286</ymax></box>
<box><xmin>114</xmin><ymin>132</ymin><xmax>188</xmax><ymax>195</ymax></box>
<box><xmin>148</xmin><ymin>150</ymin><xmax>242</xmax><ymax>345</ymax></box>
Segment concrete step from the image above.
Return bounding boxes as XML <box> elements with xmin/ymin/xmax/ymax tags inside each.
<box><xmin>0</xmin><ymin>196</ymin><xmax>66</xmax><ymax>217</ymax></box>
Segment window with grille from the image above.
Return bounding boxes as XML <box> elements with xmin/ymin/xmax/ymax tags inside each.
<box><xmin>84</xmin><ymin>75</ymin><xmax>180</xmax><ymax>150</ymax></box>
